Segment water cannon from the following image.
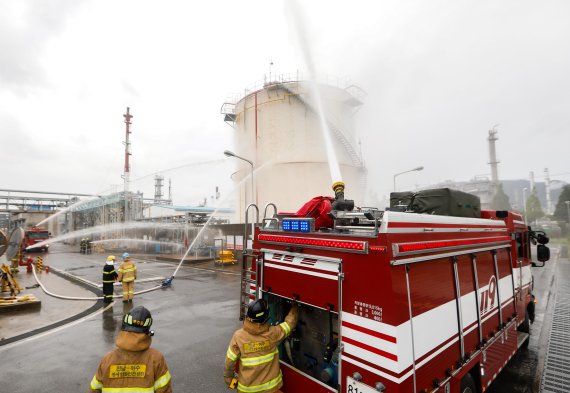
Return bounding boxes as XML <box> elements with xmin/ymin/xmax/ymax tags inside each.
<box><xmin>330</xmin><ymin>182</ymin><xmax>354</xmax><ymax>212</ymax></box>
<box><xmin>161</xmin><ymin>276</ymin><xmax>174</xmax><ymax>288</ymax></box>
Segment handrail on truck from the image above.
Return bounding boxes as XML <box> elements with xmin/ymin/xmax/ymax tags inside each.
<box><xmin>263</xmin><ymin>203</ymin><xmax>278</xmax><ymax>221</ymax></box>
<box><xmin>244</xmin><ymin>204</ymin><xmax>259</xmax><ymax>252</ymax></box>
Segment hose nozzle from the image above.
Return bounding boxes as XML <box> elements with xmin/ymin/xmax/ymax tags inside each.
<box><xmin>331</xmin><ymin>181</ymin><xmax>354</xmax><ymax>211</ymax></box>
<box><xmin>332</xmin><ymin>181</ymin><xmax>345</xmax><ymax>197</ymax></box>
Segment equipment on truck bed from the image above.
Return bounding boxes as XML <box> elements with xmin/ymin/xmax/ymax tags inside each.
<box><xmin>238</xmin><ymin>183</ymin><xmax>549</xmax><ymax>393</ymax></box>
<box><xmin>390</xmin><ymin>188</ymin><xmax>481</xmax><ymax>217</ymax></box>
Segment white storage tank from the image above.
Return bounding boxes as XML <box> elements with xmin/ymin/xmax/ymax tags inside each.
<box><xmin>222</xmin><ymin>76</ymin><xmax>367</xmax><ymax>220</ymax></box>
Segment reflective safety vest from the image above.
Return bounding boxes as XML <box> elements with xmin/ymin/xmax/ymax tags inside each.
<box><xmin>90</xmin><ymin>331</ymin><xmax>171</xmax><ymax>393</ymax></box>
<box><xmin>118</xmin><ymin>259</ymin><xmax>136</xmax><ymax>283</ymax></box>
<box><xmin>103</xmin><ymin>263</ymin><xmax>118</xmax><ymax>283</ymax></box>
<box><xmin>224</xmin><ymin>305</ymin><xmax>299</xmax><ymax>393</ymax></box>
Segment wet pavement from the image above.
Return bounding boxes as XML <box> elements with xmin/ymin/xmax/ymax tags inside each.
<box><xmin>0</xmin><ymin>244</ymin><xmax>242</xmax><ymax>392</ymax></box>
<box><xmin>0</xmin><ymin>244</ymin><xmax>564</xmax><ymax>392</ymax></box>
<box><xmin>487</xmin><ymin>248</ymin><xmax>562</xmax><ymax>393</ymax></box>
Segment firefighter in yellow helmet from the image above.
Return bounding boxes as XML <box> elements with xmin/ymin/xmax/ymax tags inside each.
<box><xmin>118</xmin><ymin>252</ymin><xmax>136</xmax><ymax>303</ymax></box>
<box><xmin>89</xmin><ymin>306</ymin><xmax>172</xmax><ymax>393</ymax></box>
<box><xmin>102</xmin><ymin>255</ymin><xmax>118</xmax><ymax>303</ymax></box>
<box><xmin>224</xmin><ymin>299</ymin><xmax>299</xmax><ymax>393</ymax></box>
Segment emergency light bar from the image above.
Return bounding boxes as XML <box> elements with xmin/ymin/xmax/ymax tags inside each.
<box><xmin>281</xmin><ymin>218</ymin><xmax>314</xmax><ymax>233</ymax></box>
<box><xmin>394</xmin><ymin>236</ymin><xmax>511</xmax><ymax>256</ymax></box>
<box><xmin>258</xmin><ymin>233</ymin><xmax>368</xmax><ymax>253</ymax></box>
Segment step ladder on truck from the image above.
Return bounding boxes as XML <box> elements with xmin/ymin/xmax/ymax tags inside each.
<box><xmin>236</xmin><ymin>183</ymin><xmax>550</xmax><ymax>393</ymax></box>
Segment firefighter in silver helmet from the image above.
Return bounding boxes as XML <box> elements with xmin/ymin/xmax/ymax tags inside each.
<box><xmin>89</xmin><ymin>306</ymin><xmax>172</xmax><ymax>393</ymax></box>
<box><xmin>224</xmin><ymin>299</ymin><xmax>299</xmax><ymax>393</ymax></box>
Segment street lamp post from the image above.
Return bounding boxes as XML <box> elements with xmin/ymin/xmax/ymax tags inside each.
<box><xmin>224</xmin><ymin>150</ymin><xmax>255</xmax><ymax>251</ymax></box>
<box><xmin>393</xmin><ymin>166</ymin><xmax>424</xmax><ymax>192</ymax></box>
<box><xmin>224</xmin><ymin>150</ymin><xmax>254</xmax><ymax>206</ymax></box>
<box><xmin>522</xmin><ymin>187</ymin><xmax>528</xmax><ymax>224</ymax></box>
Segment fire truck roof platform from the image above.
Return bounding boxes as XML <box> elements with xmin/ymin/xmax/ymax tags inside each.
<box><xmin>0</xmin><ymin>243</ymin><xmax>567</xmax><ymax>393</ymax></box>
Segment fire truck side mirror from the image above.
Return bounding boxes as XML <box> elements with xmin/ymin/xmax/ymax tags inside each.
<box><xmin>536</xmin><ymin>233</ymin><xmax>549</xmax><ymax>245</ymax></box>
<box><xmin>536</xmin><ymin>244</ymin><xmax>550</xmax><ymax>263</ymax></box>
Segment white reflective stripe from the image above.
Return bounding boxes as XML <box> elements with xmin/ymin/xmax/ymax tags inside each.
<box><xmin>101</xmin><ymin>388</ymin><xmax>154</xmax><ymax>392</ymax></box>
<box><xmin>154</xmin><ymin>370</ymin><xmax>171</xmax><ymax>389</ymax></box>
<box><xmin>279</xmin><ymin>322</ymin><xmax>291</xmax><ymax>336</ymax></box>
<box><xmin>240</xmin><ymin>349</ymin><xmax>278</xmax><ymax>366</ymax></box>
<box><xmin>237</xmin><ymin>371</ymin><xmax>282</xmax><ymax>392</ymax></box>
<box><xmin>227</xmin><ymin>347</ymin><xmax>238</xmax><ymax>361</ymax></box>
<box><xmin>264</xmin><ymin>262</ymin><xmax>338</xmax><ymax>281</ymax></box>
<box><xmin>90</xmin><ymin>376</ymin><xmax>103</xmax><ymax>389</ymax></box>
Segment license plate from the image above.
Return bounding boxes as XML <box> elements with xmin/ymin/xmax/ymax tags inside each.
<box><xmin>346</xmin><ymin>377</ymin><xmax>377</xmax><ymax>393</ymax></box>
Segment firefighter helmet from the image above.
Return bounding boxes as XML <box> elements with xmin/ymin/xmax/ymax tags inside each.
<box><xmin>122</xmin><ymin>252</ymin><xmax>130</xmax><ymax>259</ymax></box>
<box><xmin>106</xmin><ymin>255</ymin><xmax>116</xmax><ymax>262</ymax></box>
<box><xmin>122</xmin><ymin>306</ymin><xmax>153</xmax><ymax>334</ymax></box>
<box><xmin>246</xmin><ymin>299</ymin><xmax>269</xmax><ymax>323</ymax></box>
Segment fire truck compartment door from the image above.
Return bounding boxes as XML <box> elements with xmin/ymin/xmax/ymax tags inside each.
<box><xmin>262</xmin><ymin>250</ymin><xmax>341</xmax><ymax>311</ymax></box>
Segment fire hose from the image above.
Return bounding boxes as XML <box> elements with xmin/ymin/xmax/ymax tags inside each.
<box><xmin>30</xmin><ymin>259</ymin><xmax>181</xmax><ymax>301</ymax></box>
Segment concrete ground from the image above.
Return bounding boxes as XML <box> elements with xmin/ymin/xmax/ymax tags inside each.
<box><xmin>0</xmin><ymin>243</ymin><xmax>564</xmax><ymax>392</ymax></box>
<box><xmin>0</xmin><ymin>243</ymin><xmax>242</xmax><ymax>392</ymax></box>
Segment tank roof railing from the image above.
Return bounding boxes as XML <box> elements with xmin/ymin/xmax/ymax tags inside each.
<box><xmin>224</xmin><ymin>72</ymin><xmax>361</xmax><ymax>106</ymax></box>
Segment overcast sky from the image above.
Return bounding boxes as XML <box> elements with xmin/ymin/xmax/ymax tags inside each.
<box><xmin>1</xmin><ymin>0</ymin><xmax>569</xmax><ymax>206</ymax></box>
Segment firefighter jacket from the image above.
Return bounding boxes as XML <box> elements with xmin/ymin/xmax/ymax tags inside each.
<box><xmin>90</xmin><ymin>330</ymin><xmax>172</xmax><ymax>393</ymax></box>
<box><xmin>224</xmin><ymin>304</ymin><xmax>299</xmax><ymax>393</ymax></box>
<box><xmin>118</xmin><ymin>259</ymin><xmax>136</xmax><ymax>283</ymax></box>
<box><xmin>103</xmin><ymin>262</ymin><xmax>118</xmax><ymax>283</ymax></box>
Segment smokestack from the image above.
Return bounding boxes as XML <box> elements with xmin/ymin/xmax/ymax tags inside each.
<box><xmin>530</xmin><ymin>171</ymin><xmax>535</xmax><ymax>194</ymax></box>
<box><xmin>123</xmin><ymin>107</ymin><xmax>133</xmax><ymax>222</ymax></box>
<box><xmin>487</xmin><ymin>126</ymin><xmax>500</xmax><ymax>186</ymax></box>
<box><xmin>544</xmin><ymin>168</ymin><xmax>552</xmax><ymax>214</ymax></box>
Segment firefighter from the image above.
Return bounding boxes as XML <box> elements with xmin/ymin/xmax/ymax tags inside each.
<box><xmin>89</xmin><ymin>306</ymin><xmax>172</xmax><ymax>393</ymax></box>
<box><xmin>224</xmin><ymin>299</ymin><xmax>299</xmax><ymax>393</ymax></box>
<box><xmin>118</xmin><ymin>252</ymin><xmax>137</xmax><ymax>303</ymax></box>
<box><xmin>102</xmin><ymin>255</ymin><xmax>118</xmax><ymax>304</ymax></box>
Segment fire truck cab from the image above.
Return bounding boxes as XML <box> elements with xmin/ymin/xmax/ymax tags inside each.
<box><xmin>240</xmin><ymin>184</ymin><xmax>549</xmax><ymax>393</ymax></box>
<box><xmin>23</xmin><ymin>227</ymin><xmax>50</xmax><ymax>252</ymax></box>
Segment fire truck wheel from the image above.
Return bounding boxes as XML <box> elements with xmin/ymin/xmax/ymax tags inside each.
<box><xmin>459</xmin><ymin>373</ymin><xmax>477</xmax><ymax>393</ymax></box>
<box><xmin>519</xmin><ymin>310</ymin><xmax>530</xmax><ymax>334</ymax></box>
<box><xmin>519</xmin><ymin>311</ymin><xmax>531</xmax><ymax>349</ymax></box>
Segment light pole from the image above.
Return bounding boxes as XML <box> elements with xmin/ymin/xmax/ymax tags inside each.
<box><xmin>224</xmin><ymin>150</ymin><xmax>255</xmax><ymax>207</ymax></box>
<box><xmin>522</xmin><ymin>187</ymin><xmax>528</xmax><ymax>224</ymax></box>
<box><xmin>565</xmin><ymin>201</ymin><xmax>570</xmax><ymax>224</ymax></box>
<box><xmin>393</xmin><ymin>166</ymin><xmax>424</xmax><ymax>192</ymax></box>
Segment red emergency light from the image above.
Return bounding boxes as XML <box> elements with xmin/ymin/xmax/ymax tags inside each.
<box><xmin>258</xmin><ymin>234</ymin><xmax>368</xmax><ymax>253</ymax></box>
<box><xmin>395</xmin><ymin>236</ymin><xmax>511</xmax><ymax>255</ymax></box>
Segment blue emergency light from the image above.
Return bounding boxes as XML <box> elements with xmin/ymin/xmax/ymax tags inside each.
<box><xmin>281</xmin><ymin>218</ymin><xmax>313</xmax><ymax>233</ymax></box>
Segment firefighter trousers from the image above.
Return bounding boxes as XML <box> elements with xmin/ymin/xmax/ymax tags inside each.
<box><xmin>122</xmin><ymin>281</ymin><xmax>135</xmax><ymax>301</ymax></box>
<box><xmin>102</xmin><ymin>283</ymin><xmax>114</xmax><ymax>303</ymax></box>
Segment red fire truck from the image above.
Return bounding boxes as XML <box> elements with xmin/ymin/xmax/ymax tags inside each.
<box><xmin>23</xmin><ymin>227</ymin><xmax>50</xmax><ymax>252</ymax></box>
<box><xmin>239</xmin><ymin>183</ymin><xmax>550</xmax><ymax>393</ymax></box>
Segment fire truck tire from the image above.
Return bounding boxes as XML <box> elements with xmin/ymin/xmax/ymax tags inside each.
<box><xmin>459</xmin><ymin>373</ymin><xmax>477</xmax><ymax>393</ymax></box>
<box><xmin>519</xmin><ymin>310</ymin><xmax>530</xmax><ymax>334</ymax></box>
